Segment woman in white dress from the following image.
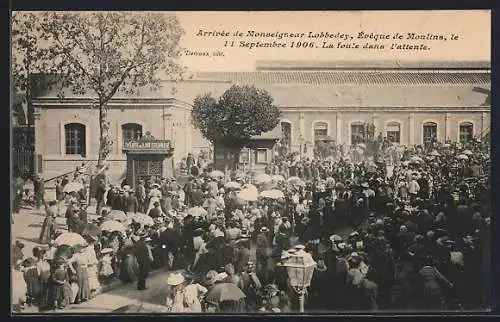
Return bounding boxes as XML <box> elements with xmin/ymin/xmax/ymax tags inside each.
<box><xmin>146</xmin><ymin>184</ymin><xmax>162</xmax><ymax>214</ymax></box>
<box><xmin>165</xmin><ymin>273</ymin><xmax>187</xmax><ymax>312</ymax></box>
<box><xmin>84</xmin><ymin>239</ymin><xmax>101</xmax><ymax>296</ymax></box>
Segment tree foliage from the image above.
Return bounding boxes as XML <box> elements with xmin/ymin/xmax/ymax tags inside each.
<box><xmin>191</xmin><ymin>84</ymin><xmax>281</xmax><ymax>149</ymax></box>
<box><xmin>12</xmin><ymin>12</ymin><xmax>56</xmax><ymax>126</ymax></box>
<box><xmin>13</xmin><ymin>11</ymin><xmax>185</xmax><ymax>165</ymax></box>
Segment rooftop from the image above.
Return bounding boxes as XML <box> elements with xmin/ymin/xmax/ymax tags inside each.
<box><xmin>254</xmin><ymin>60</ymin><xmax>491</xmax><ymax>71</ymax></box>
<box><xmin>194</xmin><ymin>71</ymin><xmax>490</xmax><ymax>85</ymax></box>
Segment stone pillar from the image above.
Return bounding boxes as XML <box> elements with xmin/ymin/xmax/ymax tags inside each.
<box><xmin>162</xmin><ymin>110</ymin><xmax>171</xmax><ymax>141</ymax></box>
<box><xmin>445</xmin><ymin>113</ymin><xmax>451</xmax><ymax>141</ymax></box>
<box><xmin>481</xmin><ymin>112</ymin><xmax>488</xmax><ymax>137</ymax></box>
<box><xmin>33</xmin><ymin>108</ymin><xmax>43</xmax><ymax>173</ymax></box>
<box><xmin>408</xmin><ymin>113</ymin><xmax>415</xmax><ymax>145</ymax></box>
<box><xmin>115</xmin><ymin>122</ymin><xmax>121</xmax><ymax>154</ymax></box>
<box><xmin>299</xmin><ymin>112</ymin><xmax>305</xmax><ymax>140</ymax></box>
<box><xmin>372</xmin><ymin>113</ymin><xmax>380</xmax><ymax>138</ymax></box>
<box><xmin>336</xmin><ymin>113</ymin><xmax>342</xmax><ymax>144</ymax></box>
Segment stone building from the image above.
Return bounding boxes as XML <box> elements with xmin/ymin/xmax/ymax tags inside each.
<box><xmin>31</xmin><ymin>60</ymin><xmax>490</xmax><ymax>182</ymax></box>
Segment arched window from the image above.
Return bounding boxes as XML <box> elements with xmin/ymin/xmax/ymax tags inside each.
<box><xmin>459</xmin><ymin>122</ymin><xmax>474</xmax><ymax>145</ymax></box>
<box><xmin>313</xmin><ymin>122</ymin><xmax>328</xmax><ymax>141</ymax></box>
<box><xmin>64</xmin><ymin>123</ymin><xmax>86</xmax><ymax>157</ymax></box>
<box><xmin>386</xmin><ymin>122</ymin><xmax>401</xmax><ymax>144</ymax></box>
<box><xmin>122</xmin><ymin>123</ymin><xmax>143</xmax><ymax>145</ymax></box>
<box><xmin>423</xmin><ymin>122</ymin><xmax>437</xmax><ymax>147</ymax></box>
<box><xmin>351</xmin><ymin>122</ymin><xmax>365</xmax><ymax>145</ymax></box>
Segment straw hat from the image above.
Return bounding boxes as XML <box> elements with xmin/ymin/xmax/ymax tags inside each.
<box><xmin>166</xmin><ymin>273</ymin><xmax>185</xmax><ymax>286</ymax></box>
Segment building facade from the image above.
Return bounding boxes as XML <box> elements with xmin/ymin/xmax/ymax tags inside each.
<box><xmin>32</xmin><ymin>60</ymin><xmax>491</xmax><ymax>182</ymax></box>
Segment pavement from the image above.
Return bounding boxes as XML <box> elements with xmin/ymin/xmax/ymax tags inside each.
<box><xmin>12</xmin><ymin>196</ymin><xmax>355</xmax><ymax>314</ymax></box>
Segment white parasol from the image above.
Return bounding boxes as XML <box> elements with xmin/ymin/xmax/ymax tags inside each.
<box><xmin>55</xmin><ymin>232</ymin><xmax>86</xmax><ymax>247</ymax></box>
<box><xmin>287</xmin><ymin>176</ymin><xmax>305</xmax><ymax>186</ymax></box>
<box><xmin>410</xmin><ymin>156</ymin><xmax>424</xmax><ymax>163</ymax></box>
<box><xmin>107</xmin><ymin>210</ymin><xmax>128</xmax><ymax>223</ymax></box>
<box><xmin>271</xmin><ymin>175</ymin><xmax>285</xmax><ymax>182</ymax></box>
<box><xmin>100</xmin><ymin>220</ymin><xmax>126</xmax><ymax>233</ymax></box>
<box><xmin>209</xmin><ymin>170</ymin><xmax>225</xmax><ymax>179</ymax></box>
<box><xmin>236</xmin><ymin>188</ymin><xmax>259</xmax><ymax>201</ymax></box>
<box><xmin>457</xmin><ymin>154</ymin><xmax>469</xmax><ymax>160</ymax></box>
<box><xmin>254</xmin><ymin>173</ymin><xmax>272</xmax><ymax>184</ymax></box>
<box><xmin>260</xmin><ymin>189</ymin><xmax>285</xmax><ymax>199</ymax></box>
<box><xmin>63</xmin><ymin>181</ymin><xmax>84</xmax><ymax>193</ymax></box>
<box><xmin>130</xmin><ymin>213</ymin><xmax>154</xmax><ymax>226</ymax></box>
<box><xmin>462</xmin><ymin>150</ymin><xmax>473</xmax><ymax>156</ymax></box>
<box><xmin>187</xmin><ymin>206</ymin><xmax>208</xmax><ymax>217</ymax></box>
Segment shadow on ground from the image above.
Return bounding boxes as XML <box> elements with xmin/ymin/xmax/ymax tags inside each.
<box><xmin>16</xmin><ymin>236</ymin><xmax>41</xmax><ymax>244</ymax></box>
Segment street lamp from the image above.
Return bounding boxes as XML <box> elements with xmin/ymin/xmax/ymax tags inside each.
<box><xmin>280</xmin><ymin>245</ymin><xmax>317</xmax><ymax>313</ymax></box>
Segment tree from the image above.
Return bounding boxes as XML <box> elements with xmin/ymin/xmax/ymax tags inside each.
<box><xmin>191</xmin><ymin>84</ymin><xmax>280</xmax><ymax>169</ymax></box>
<box><xmin>35</xmin><ymin>12</ymin><xmax>185</xmax><ymax>166</ymax></box>
<box><xmin>12</xmin><ymin>12</ymin><xmax>57</xmax><ymax>127</ymax></box>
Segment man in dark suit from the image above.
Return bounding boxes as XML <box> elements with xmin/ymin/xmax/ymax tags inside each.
<box><xmin>133</xmin><ymin>233</ymin><xmax>154</xmax><ymax>290</ymax></box>
<box><xmin>148</xmin><ymin>202</ymin><xmax>163</xmax><ymax>218</ymax></box>
<box><xmin>126</xmin><ymin>190</ymin><xmax>139</xmax><ymax>213</ymax></box>
<box><xmin>160</xmin><ymin>220</ymin><xmax>181</xmax><ymax>270</ymax></box>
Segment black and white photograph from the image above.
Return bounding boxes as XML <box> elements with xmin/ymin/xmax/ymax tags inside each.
<box><xmin>11</xmin><ymin>10</ymin><xmax>491</xmax><ymax>314</ymax></box>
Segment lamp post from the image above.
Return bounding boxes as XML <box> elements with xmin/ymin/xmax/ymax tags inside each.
<box><xmin>281</xmin><ymin>245</ymin><xmax>316</xmax><ymax>313</ymax></box>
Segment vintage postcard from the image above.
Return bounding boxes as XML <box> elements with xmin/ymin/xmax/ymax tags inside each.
<box><xmin>11</xmin><ymin>10</ymin><xmax>491</xmax><ymax>314</ymax></box>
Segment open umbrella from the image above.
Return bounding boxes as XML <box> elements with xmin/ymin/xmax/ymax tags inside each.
<box><xmin>457</xmin><ymin>154</ymin><xmax>469</xmax><ymax>160</ymax></box>
<box><xmin>254</xmin><ymin>173</ymin><xmax>272</xmax><ymax>184</ymax></box>
<box><xmin>209</xmin><ymin>170</ymin><xmax>225</xmax><ymax>179</ymax></box>
<box><xmin>82</xmin><ymin>223</ymin><xmax>101</xmax><ymax>239</ymax></box>
<box><xmin>131</xmin><ymin>213</ymin><xmax>154</xmax><ymax>226</ymax></box>
<box><xmin>357</xmin><ymin>143</ymin><xmax>366</xmax><ymax>149</ymax></box>
<box><xmin>410</xmin><ymin>156</ymin><xmax>423</xmax><ymax>163</ymax></box>
<box><xmin>107</xmin><ymin>210</ymin><xmax>128</xmax><ymax>223</ymax></box>
<box><xmin>242</xmin><ymin>183</ymin><xmax>258</xmax><ymax>194</ymax></box>
<box><xmin>204</xmin><ymin>282</ymin><xmax>246</xmax><ymax>305</ymax></box>
<box><xmin>63</xmin><ymin>181</ymin><xmax>84</xmax><ymax>193</ymax></box>
<box><xmin>236</xmin><ymin>188</ymin><xmax>258</xmax><ymax>202</ymax></box>
<box><xmin>287</xmin><ymin>176</ymin><xmax>305</xmax><ymax>186</ymax></box>
<box><xmin>260</xmin><ymin>189</ymin><xmax>285</xmax><ymax>199</ymax></box>
<box><xmin>100</xmin><ymin>220</ymin><xmax>126</xmax><ymax>233</ymax></box>
<box><xmin>224</xmin><ymin>181</ymin><xmax>241</xmax><ymax>190</ymax></box>
<box><xmin>271</xmin><ymin>175</ymin><xmax>285</xmax><ymax>182</ymax></box>
<box><xmin>187</xmin><ymin>206</ymin><xmax>208</xmax><ymax>217</ymax></box>
<box><xmin>55</xmin><ymin>232</ymin><xmax>86</xmax><ymax>247</ymax></box>
<box><xmin>462</xmin><ymin>150</ymin><xmax>473</xmax><ymax>156</ymax></box>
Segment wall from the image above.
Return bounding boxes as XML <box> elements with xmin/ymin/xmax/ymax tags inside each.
<box><xmin>37</xmin><ymin>105</ymin><xmax>189</xmax><ymax>182</ymax></box>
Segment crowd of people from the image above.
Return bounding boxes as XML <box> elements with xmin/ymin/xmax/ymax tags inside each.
<box><xmin>12</xmin><ymin>138</ymin><xmax>490</xmax><ymax>313</ymax></box>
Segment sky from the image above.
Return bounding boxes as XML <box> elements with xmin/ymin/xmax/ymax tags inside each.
<box><xmin>175</xmin><ymin>10</ymin><xmax>491</xmax><ymax>72</ymax></box>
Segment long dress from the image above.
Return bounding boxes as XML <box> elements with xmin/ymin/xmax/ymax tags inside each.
<box><xmin>12</xmin><ymin>269</ymin><xmax>27</xmax><ymax>312</ymax></box>
<box><xmin>37</xmin><ymin>259</ymin><xmax>52</xmax><ymax>311</ymax></box>
<box><xmin>23</xmin><ymin>265</ymin><xmax>41</xmax><ymax>306</ymax></box>
<box><xmin>183</xmin><ymin>283</ymin><xmax>207</xmax><ymax>312</ymax></box>
<box><xmin>84</xmin><ymin>246</ymin><xmax>101</xmax><ymax>292</ymax></box>
<box><xmin>39</xmin><ymin>211</ymin><xmax>57</xmax><ymax>244</ymax></box>
<box><xmin>51</xmin><ymin>267</ymin><xmax>72</xmax><ymax>309</ymax></box>
<box><xmin>71</xmin><ymin>253</ymin><xmax>91</xmax><ymax>303</ymax></box>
